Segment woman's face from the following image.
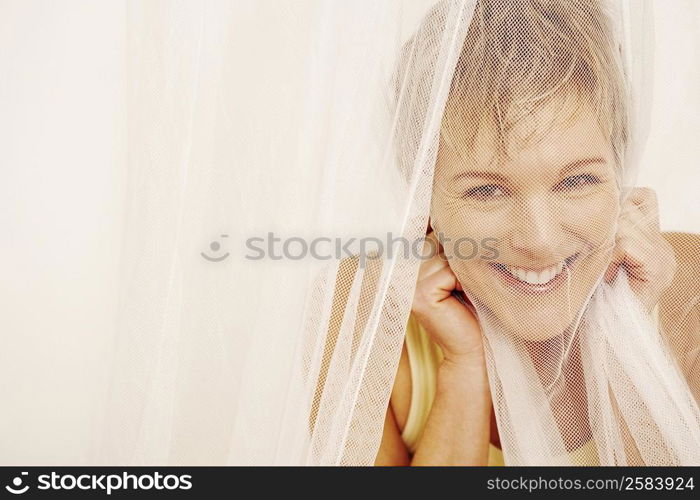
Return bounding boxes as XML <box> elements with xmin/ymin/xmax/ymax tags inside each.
<box><xmin>432</xmin><ymin>106</ymin><xmax>620</xmax><ymax>341</ymax></box>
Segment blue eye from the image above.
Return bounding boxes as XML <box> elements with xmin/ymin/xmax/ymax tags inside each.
<box><xmin>463</xmin><ymin>184</ymin><xmax>506</xmax><ymax>199</ymax></box>
<box><xmin>555</xmin><ymin>173</ymin><xmax>601</xmax><ymax>191</ymax></box>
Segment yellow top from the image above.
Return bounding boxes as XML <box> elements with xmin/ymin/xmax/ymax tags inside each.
<box><xmin>401</xmin><ymin>313</ymin><xmax>601</xmax><ymax>466</ymax></box>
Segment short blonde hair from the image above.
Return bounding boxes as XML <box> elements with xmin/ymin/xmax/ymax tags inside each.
<box><xmin>441</xmin><ymin>0</ymin><xmax>629</xmax><ymax>170</ymax></box>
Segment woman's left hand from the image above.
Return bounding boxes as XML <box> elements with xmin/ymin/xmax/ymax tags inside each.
<box><xmin>604</xmin><ymin>187</ymin><xmax>677</xmax><ymax>312</ymax></box>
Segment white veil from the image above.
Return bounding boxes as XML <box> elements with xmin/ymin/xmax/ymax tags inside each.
<box><xmin>1</xmin><ymin>0</ymin><xmax>698</xmax><ymax>466</ymax></box>
<box><xmin>95</xmin><ymin>0</ymin><xmax>476</xmax><ymax>465</ymax></box>
<box><xmin>429</xmin><ymin>0</ymin><xmax>700</xmax><ymax>465</ymax></box>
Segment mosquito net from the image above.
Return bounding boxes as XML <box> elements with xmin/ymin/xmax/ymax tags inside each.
<box><xmin>1</xmin><ymin>0</ymin><xmax>698</xmax><ymax>466</ymax></box>
<box><xmin>428</xmin><ymin>0</ymin><xmax>700</xmax><ymax>465</ymax></box>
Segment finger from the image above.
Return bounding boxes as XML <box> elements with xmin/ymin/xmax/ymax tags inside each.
<box><xmin>418</xmin><ymin>232</ymin><xmax>453</xmax><ymax>276</ymax></box>
<box><xmin>605</xmin><ymin>231</ymin><xmax>653</xmax><ymax>284</ymax></box>
<box><xmin>416</xmin><ymin>264</ymin><xmax>461</xmax><ymax>303</ymax></box>
<box><xmin>621</xmin><ymin>187</ymin><xmax>660</xmax><ymax>233</ymax></box>
<box><xmin>616</xmin><ymin>195</ymin><xmax>663</xmax><ymax>273</ymax></box>
<box><xmin>618</xmin><ymin>209</ymin><xmax>654</xmax><ymax>246</ymax></box>
<box><xmin>418</xmin><ymin>259</ymin><xmax>450</xmax><ymax>283</ymax></box>
<box><xmin>628</xmin><ymin>187</ymin><xmax>658</xmax><ymax>213</ymax></box>
<box><xmin>604</xmin><ymin>243</ymin><xmax>625</xmax><ymax>283</ymax></box>
<box><xmin>420</xmin><ymin>231</ymin><xmax>441</xmax><ymax>259</ymax></box>
<box><xmin>604</xmin><ymin>257</ymin><xmax>621</xmax><ymax>283</ymax></box>
<box><xmin>429</xmin><ymin>229</ymin><xmax>451</xmax><ymax>262</ymax></box>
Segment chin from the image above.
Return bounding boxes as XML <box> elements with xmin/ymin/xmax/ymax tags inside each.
<box><xmin>497</xmin><ymin>306</ymin><xmax>579</xmax><ymax>342</ymax></box>
<box><xmin>458</xmin><ymin>253</ymin><xmax>608</xmax><ymax>343</ymax></box>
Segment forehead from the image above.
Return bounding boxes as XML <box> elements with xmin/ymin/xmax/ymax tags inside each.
<box><xmin>439</xmin><ymin>101</ymin><xmax>613</xmax><ymax>178</ymax></box>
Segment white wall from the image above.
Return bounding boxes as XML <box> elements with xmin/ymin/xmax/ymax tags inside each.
<box><xmin>637</xmin><ymin>0</ymin><xmax>700</xmax><ymax>232</ymax></box>
<box><xmin>0</xmin><ymin>0</ymin><xmax>126</xmax><ymax>463</ymax></box>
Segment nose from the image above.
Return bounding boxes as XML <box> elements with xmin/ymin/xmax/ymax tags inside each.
<box><xmin>509</xmin><ymin>195</ymin><xmax>563</xmax><ymax>259</ymax></box>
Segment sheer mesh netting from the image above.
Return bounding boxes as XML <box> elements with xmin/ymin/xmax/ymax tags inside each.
<box><xmin>429</xmin><ymin>0</ymin><xmax>700</xmax><ymax>465</ymax></box>
<box><xmin>92</xmin><ymin>0</ymin><xmax>477</xmax><ymax>466</ymax></box>
<box><xmin>3</xmin><ymin>0</ymin><xmax>698</xmax><ymax>467</ymax></box>
<box><xmin>298</xmin><ymin>0</ymin><xmax>700</xmax><ymax>466</ymax></box>
<box><xmin>86</xmin><ymin>0</ymin><xmax>700</xmax><ymax>466</ymax></box>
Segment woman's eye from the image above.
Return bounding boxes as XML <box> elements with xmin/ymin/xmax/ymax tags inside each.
<box><xmin>462</xmin><ymin>184</ymin><xmax>506</xmax><ymax>199</ymax></box>
<box><xmin>555</xmin><ymin>173</ymin><xmax>601</xmax><ymax>191</ymax></box>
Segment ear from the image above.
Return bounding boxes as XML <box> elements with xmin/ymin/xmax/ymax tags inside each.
<box><xmin>426</xmin><ymin>217</ymin><xmax>434</xmax><ymax>235</ymax></box>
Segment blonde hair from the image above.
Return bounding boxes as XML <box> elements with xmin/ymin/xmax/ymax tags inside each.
<box><xmin>441</xmin><ymin>0</ymin><xmax>629</xmax><ymax>170</ymax></box>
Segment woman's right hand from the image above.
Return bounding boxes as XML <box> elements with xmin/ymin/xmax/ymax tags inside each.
<box><xmin>412</xmin><ymin>230</ymin><xmax>485</xmax><ymax>366</ymax></box>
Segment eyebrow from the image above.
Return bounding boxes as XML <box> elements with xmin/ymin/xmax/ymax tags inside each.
<box><xmin>450</xmin><ymin>157</ymin><xmax>608</xmax><ymax>182</ymax></box>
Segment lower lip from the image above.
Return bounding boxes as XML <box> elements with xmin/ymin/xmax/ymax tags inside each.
<box><xmin>488</xmin><ymin>255</ymin><xmax>579</xmax><ymax>295</ymax></box>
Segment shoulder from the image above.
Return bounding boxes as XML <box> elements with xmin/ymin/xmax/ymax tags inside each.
<box><xmin>659</xmin><ymin>231</ymin><xmax>700</xmax><ymax>321</ymax></box>
<box><xmin>663</xmin><ymin>232</ymin><xmax>700</xmax><ymax>271</ymax></box>
<box><xmin>659</xmin><ymin>232</ymin><xmax>700</xmax><ymax>394</ymax></box>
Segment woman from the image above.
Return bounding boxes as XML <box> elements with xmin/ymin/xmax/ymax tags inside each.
<box><xmin>375</xmin><ymin>0</ymin><xmax>700</xmax><ymax>466</ymax></box>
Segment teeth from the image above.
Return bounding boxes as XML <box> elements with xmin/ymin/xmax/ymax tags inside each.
<box><xmin>505</xmin><ymin>261</ymin><xmax>566</xmax><ymax>285</ymax></box>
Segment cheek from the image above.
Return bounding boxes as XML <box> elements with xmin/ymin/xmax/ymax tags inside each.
<box><xmin>434</xmin><ymin>210</ymin><xmax>509</xmax><ymax>278</ymax></box>
<box><xmin>563</xmin><ymin>189</ymin><xmax>620</xmax><ymax>246</ymax></box>
<box><xmin>431</xmin><ymin>200</ymin><xmax>500</xmax><ymax>293</ymax></box>
<box><xmin>432</xmin><ymin>195</ymin><xmax>509</xmax><ymax>245</ymax></box>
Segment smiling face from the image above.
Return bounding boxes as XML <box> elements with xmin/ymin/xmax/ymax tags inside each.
<box><xmin>431</xmin><ymin>102</ymin><xmax>620</xmax><ymax>341</ymax></box>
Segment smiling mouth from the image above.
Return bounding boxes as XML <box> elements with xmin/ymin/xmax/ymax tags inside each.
<box><xmin>488</xmin><ymin>253</ymin><xmax>580</xmax><ymax>294</ymax></box>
